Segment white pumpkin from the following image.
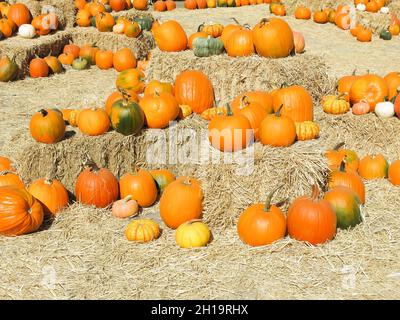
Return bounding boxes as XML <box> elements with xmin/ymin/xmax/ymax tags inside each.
<box><xmin>18</xmin><ymin>24</ymin><xmax>36</xmax><ymax>39</ymax></box>
<box><xmin>380</xmin><ymin>6</ymin><xmax>389</xmax><ymax>14</ymax></box>
<box><xmin>356</xmin><ymin>3</ymin><xmax>366</xmax><ymax>11</ymax></box>
<box><xmin>113</xmin><ymin>23</ymin><xmax>125</xmax><ymax>34</ymax></box>
<box><xmin>375</xmin><ymin>101</ymin><xmax>395</xmax><ymax>118</ymax></box>
<box><xmin>41</xmin><ymin>5</ymin><xmax>56</xmax><ymax>14</ymax></box>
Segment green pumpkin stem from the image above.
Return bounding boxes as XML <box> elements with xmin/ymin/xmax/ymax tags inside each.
<box><xmin>231</xmin><ymin>17</ymin><xmax>240</xmax><ymax>25</ymax></box>
<box><xmin>197</xmin><ymin>22</ymin><xmax>205</xmax><ymax>32</ymax></box>
<box><xmin>275</xmin><ymin>104</ymin><xmax>284</xmax><ymax>117</ymax></box>
<box><xmin>226</xmin><ymin>103</ymin><xmax>233</xmax><ymax>116</ymax></box>
<box><xmin>339</xmin><ymin>160</ymin><xmax>346</xmax><ymax>172</ymax></box>
<box><xmin>123</xmin><ymin>195</ymin><xmax>132</xmax><ymax>202</ymax></box>
<box><xmin>280</xmin><ymin>82</ymin><xmax>288</xmax><ymax>89</ymax></box>
<box><xmin>85</xmin><ymin>159</ymin><xmax>100</xmax><ymax>172</ymax></box>
<box><xmin>264</xmin><ymin>184</ymin><xmax>283</xmax><ymax>212</ymax></box>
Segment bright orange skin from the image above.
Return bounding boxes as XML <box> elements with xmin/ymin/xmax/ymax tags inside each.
<box><xmin>58</xmin><ymin>53</ymin><xmax>75</xmax><ymax>65</ymax></box>
<box><xmin>325</xmin><ymin>146</ymin><xmax>359</xmax><ymax>173</ymax></box>
<box><xmin>0</xmin><ymin>172</ymin><xmax>24</xmax><ymax>189</ymax></box>
<box><xmin>313</xmin><ymin>11</ymin><xmax>328</xmax><ymax>24</ymax></box>
<box><xmin>338</xmin><ymin>74</ymin><xmax>360</xmax><ymax>96</ymax></box>
<box><xmin>119</xmin><ymin>169</ymin><xmax>158</xmax><ymax>207</ymax></box>
<box><xmin>349</xmin><ymin>75</ymin><xmax>388</xmax><ymax>111</ymax></box>
<box><xmin>28</xmin><ymin>179</ymin><xmax>69</xmax><ymax>215</ymax></box>
<box><xmin>63</xmin><ymin>44</ymin><xmax>81</xmax><ymax>59</ymax></box>
<box><xmin>30</xmin><ymin>109</ymin><xmax>66</xmax><ymax>144</ymax></box>
<box><xmin>77</xmin><ymin>108</ymin><xmax>110</xmax><ymax>136</ymax></box>
<box><xmin>113</xmin><ymin>48</ymin><xmax>137</xmax><ymax>72</ymax></box>
<box><xmin>152</xmin><ymin>20</ymin><xmax>188</xmax><ymax>52</ymax></box>
<box><xmin>358</xmin><ymin>154</ymin><xmax>388</xmax><ymax>180</ymax></box>
<box><xmin>225</xmin><ymin>28</ymin><xmax>255</xmax><ymax>57</ymax></box>
<box><xmin>220</xmin><ymin>24</ymin><xmax>241</xmax><ymax>46</ymax></box>
<box><xmin>238</xmin><ymin>101</ymin><xmax>268</xmax><ymax>140</ymax></box>
<box><xmin>144</xmin><ymin>80</ymin><xmax>174</xmax><ymax>96</ymax></box>
<box><xmin>0</xmin><ymin>157</ymin><xmax>15</xmax><ymax>172</ymax></box>
<box><xmin>328</xmin><ymin>166</ymin><xmax>365</xmax><ymax>204</ymax></box>
<box><xmin>356</xmin><ymin>28</ymin><xmax>372</xmax><ymax>42</ymax></box>
<box><xmin>95</xmin><ymin>50</ymin><xmax>114</xmax><ymax>70</ymax></box>
<box><xmin>208</xmin><ymin>110</ymin><xmax>253</xmax><ymax>152</ymax></box>
<box><xmin>295</xmin><ymin>6</ymin><xmax>311</xmax><ymax>20</ymax></box>
<box><xmin>231</xmin><ymin>91</ymin><xmax>273</xmax><ymax>114</ymax></box>
<box><xmin>237</xmin><ymin>203</ymin><xmax>286</xmax><ymax>247</ymax></box>
<box><xmin>29</xmin><ymin>58</ymin><xmax>49</xmax><ymax>78</ymax></box>
<box><xmin>287</xmin><ymin>187</ymin><xmax>337</xmax><ymax>245</ymax></box>
<box><xmin>388</xmin><ymin>160</ymin><xmax>400</xmax><ymax>186</ymax></box>
<box><xmin>160</xmin><ymin>177</ymin><xmax>203</xmax><ymax>229</ymax></box>
<box><xmin>0</xmin><ymin>186</ymin><xmax>44</xmax><ymax>236</ymax></box>
<box><xmin>259</xmin><ymin>110</ymin><xmax>296</xmax><ymax>147</ymax></box>
<box><xmin>116</xmin><ymin>68</ymin><xmax>145</xmax><ymax>94</ymax></box>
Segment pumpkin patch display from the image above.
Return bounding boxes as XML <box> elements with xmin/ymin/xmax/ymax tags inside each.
<box><xmin>75</xmin><ymin>161</ymin><xmax>119</xmax><ymax>208</ymax></box>
<box><xmin>237</xmin><ymin>185</ymin><xmax>286</xmax><ymax>246</ymax></box>
<box><xmin>287</xmin><ymin>185</ymin><xmax>337</xmax><ymax>245</ymax></box>
<box><xmin>175</xmin><ymin>220</ymin><xmax>212</xmax><ymax>248</ymax></box>
<box><xmin>160</xmin><ymin>177</ymin><xmax>203</xmax><ymax>229</ymax></box>
<box><xmin>0</xmin><ymin>186</ymin><xmax>43</xmax><ymax>236</ymax></box>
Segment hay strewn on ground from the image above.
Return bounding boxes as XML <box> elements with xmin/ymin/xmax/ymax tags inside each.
<box><xmin>0</xmin><ymin>178</ymin><xmax>399</xmax><ymax>300</ymax></box>
<box><xmin>147</xmin><ymin>49</ymin><xmax>335</xmax><ymax>104</ymax></box>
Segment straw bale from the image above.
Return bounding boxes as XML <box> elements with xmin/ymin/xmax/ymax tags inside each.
<box><xmin>356</xmin><ymin>11</ymin><xmax>391</xmax><ymax>35</ymax></box>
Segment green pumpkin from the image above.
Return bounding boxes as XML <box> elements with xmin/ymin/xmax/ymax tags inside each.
<box><xmin>193</xmin><ymin>36</ymin><xmax>224</xmax><ymax>57</ymax></box>
<box><xmin>90</xmin><ymin>16</ymin><xmax>97</xmax><ymax>28</ymax></box>
<box><xmin>72</xmin><ymin>57</ymin><xmax>89</xmax><ymax>70</ymax></box>
<box><xmin>380</xmin><ymin>29</ymin><xmax>392</xmax><ymax>40</ymax></box>
<box><xmin>324</xmin><ymin>187</ymin><xmax>362</xmax><ymax>230</ymax></box>
<box><xmin>110</xmin><ymin>99</ymin><xmax>144</xmax><ymax>136</ymax></box>
<box><xmin>0</xmin><ymin>56</ymin><xmax>18</xmax><ymax>82</ymax></box>
<box><xmin>133</xmin><ymin>16</ymin><xmax>153</xmax><ymax>31</ymax></box>
<box><xmin>104</xmin><ymin>4</ymin><xmax>112</xmax><ymax>12</ymax></box>
<box><xmin>217</xmin><ymin>0</ymin><xmax>228</xmax><ymax>7</ymax></box>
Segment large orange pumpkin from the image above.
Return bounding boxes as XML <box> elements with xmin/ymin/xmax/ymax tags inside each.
<box><xmin>225</xmin><ymin>26</ymin><xmax>254</xmax><ymax>57</ymax></box>
<box><xmin>160</xmin><ymin>177</ymin><xmax>203</xmax><ymax>229</ymax></box>
<box><xmin>208</xmin><ymin>104</ymin><xmax>253</xmax><ymax>152</ymax></box>
<box><xmin>139</xmin><ymin>92</ymin><xmax>180</xmax><ymax>129</ymax></box>
<box><xmin>252</xmin><ymin>18</ymin><xmax>294</xmax><ymax>58</ymax></box>
<box><xmin>349</xmin><ymin>75</ymin><xmax>388</xmax><ymax>111</ymax></box>
<box><xmin>174</xmin><ymin>70</ymin><xmax>214</xmax><ymax>114</ymax></box>
<box><xmin>220</xmin><ymin>22</ymin><xmax>242</xmax><ymax>46</ymax></box>
<box><xmin>75</xmin><ymin>161</ymin><xmax>119</xmax><ymax>208</ymax></box>
<box><xmin>237</xmin><ymin>185</ymin><xmax>286</xmax><ymax>246</ymax></box>
<box><xmin>272</xmin><ymin>85</ymin><xmax>313</xmax><ymax>122</ymax></box>
<box><xmin>29</xmin><ymin>109</ymin><xmax>66</xmax><ymax>144</ymax></box>
<box><xmin>0</xmin><ymin>186</ymin><xmax>44</xmax><ymax>236</ymax></box>
<box><xmin>152</xmin><ymin>20</ymin><xmax>188</xmax><ymax>52</ymax></box>
<box><xmin>7</xmin><ymin>3</ymin><xmax>32</xmax><ymax>27</ymax></box>
<box><xmin>119</xmin><ymin>169</ymin><xmax>158</xmax><ymax>207</ymax></box>
<box><xmin>28</xmin><ymin>178</ymin><xmax>69</xmax><ymax>215</ymax></box>
<box><xmin>287</xmin><ymin>186</ymin><xmax>337</xmax><ymax>245</ymax></box>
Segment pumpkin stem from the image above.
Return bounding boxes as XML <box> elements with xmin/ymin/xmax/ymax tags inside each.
<box><xmin>39</xmin><ymin>109</ymin><xmax>48</xmax><ymax>117</ymax></box>
<box><xmin>84</xmin><ymin>159</ymin><xmax>100</xmax><ymax>172</ymax></box>
<box><xmin>44</xmin><ymin>179</ymin><xmax>52</xmax><ymax>185</ymax></box>
<box><xmin>339</xmin><ymin>160</ymin><xmax>346</xmax><ymax>172</ymax></box>
<box><xmin>226</xmin><ymin>103</ymin><xmax>233</xmax><ymax>116</ymax></box>
<box><xmin>231</xmin><ymin>17</ymin><xmax>240</xmax><ymax>25</ymax></box>
<box><xmin>0</xmin><ymin>170</ymin><xmax>13</xmax><ymax>176</ymax></box>
<box><xmin>351</xmin><ymin>69</ymin><xmax>357</xmax><ymax>76</ymax></box>
<box><xmin>264</xmin><ymin>184</ymin><xmax>283</xmax><ymax>212</ymax></box>
<box><xmin>240</xmin><ymin>95</ymin><xmax>250</xmax><ymax>109</ymax></box>
<box><xmin>280</xmin><ymin>82</ymin><xmax>289</xmax><ymax>89</ymax></box>
<box><xmin>183</xmin><ymin>177</ymin><xmax>192</xmax><ymax>185</ymax></box>
<box><xmin>310</xmin><ymin>185</ymin><xmax>320</xmax><ymax>201</ymax></box>
<box><xmin>243</xmin><ymin>23</ymin><xmax>251</xmax><ymax>30</ymax></box>
<box><xmin>122</xmin><ymin>195</ymin><xmax>132</xmax><ymax>202</ymax></box>
<box><xmin>275</xmin><ymin>104</ymin><xmax>283</xmax><ymax>117</ymax></box>
<box><xmin>197</xmin><ymin>23</ymin><xmax>205</xmax><ymax>32</ymax></box>
<box><xmin>259</xmin><ymin>18</ymin><xmax>269</xmax><ymax>26</ymax></box>
<box><xmin>333</xmin><ymin>141</ymin><xmax>345</xmax><ymax>151</ymax></box>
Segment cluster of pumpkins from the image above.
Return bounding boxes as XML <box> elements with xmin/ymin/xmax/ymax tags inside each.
<box><xmin>324</xmin><ymin>71</ymin><xmax>400</xmax><ymax>117</ymax></box>
<box><xmin>184</xmin><ymin>0</ymin><xmax>273</xmax><ymax>9</ymax></box>
<box><xmin>0</xmin><ymin>2</ymin><xmax>59</xmax><ymax>40</ymax></box>
<box><xmin>0</xmin><ymin>155</ymin><xmax>210</xmax><ymax>249</ymax></box>
<box><xmin>75</xmin><ymin>0</ymin><xmax>154</xmax><ymax>38</ymax></box>
<box><xmin>153</xmin><ymin>18</ymin><xmax>305</xmax><ymax>59</ymax></box>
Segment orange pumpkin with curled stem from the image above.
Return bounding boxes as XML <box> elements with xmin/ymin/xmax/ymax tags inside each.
<box><xmin>77</xmin><ymin>108</ymin><xmax>110</xmax><ymax>136</ymax></box>
<box><xmin>237</xmin><ymin>184</ymin><xmax>286</xmax><ymax>246</ymax></box>
<box><xmin>111</xmin><ymin>195</ymin><xmax>139</xmax><ymax>219</ymax></box>
<box><xmin>328</xmin><ymin>161</ymin><xmax>365</xmax><ymax>204</ymax></box>
<box><xmin>0</xmin><ymin>186</ymin><xmax>43</xmax><ymax>236</ymax></box>
<box><xmin>160</xmin><ymin>177</ymin><xmax>203</xmax><ymax>229</ymax></box>
<box><xmin>287</xmin><ymin>185</ymin><xmax>337</xmax><ymax>245</ymax></box>
<box><xmin>358</xmin><ymin>154</ymin><xmax>388</xmax><ymax>180</ymax></box>
<box><xmin>30</xmin><ymin>109</ymin><xmax>66</xmax><ymax>144</ymax></box>
<box><xmin>208</xmin><ymin>104</ymin><xmax>253</xmax><ymax>152</ymax></box>
<box><xmin>139</xmin><ymin>92</ymin><xmax>180</xmax><ymax>129</ymax></box>
<box><xmin>325</xmin><ymin>142</ymin><xmax>359</xmax><ymax>173</ymax></box>
<box><xmin>119</xmin><ymin>169</ymin><xmax>158</xmax><ymax>207</ymax></box>
<box><xmin>0</xmin><ymin>171</ymin><xmax>24</xmax><ymax>189</ymax></box>
<box><xmin>75</xmin><ymin>160</ymin><xmax>119</xmax><ymax>208</ymax></box>
<box><xmin>259</xmin><ymin>105</ymin><xmax>296</xmax><ymax>147</ymax></box>
<box><xmin>28</xmin><ymin>178</ymin><xmax>69</xmax><ymax>215</ymax></box>
<box><xmin>232</xmin><ymin>91</ymin><xmax>273</xmax><ymax>114</ymax></box>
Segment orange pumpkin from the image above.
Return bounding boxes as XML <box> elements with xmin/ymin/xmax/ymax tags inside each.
<box><xmin>77</xmin><ymin>108</ymin><xmax>110</xmax><ymax>136</ymax></box>
<box><xmin>165</xmin><ymin>0</ymin><xmax>176</xmax><ymax>10</ymax></box>
<box><xmin>75</xmin><ymin>161</ymin><xmax>119</xmax><ymax>208</ymax></box>
<box><xmin>337</xmin><ymin>71</ymin><xmax>360</xmax><ymax>96</ymax></box>
<box><xmin>295</xmin><ymin>6</ymin><xmax>311</xmax><ymax>20</ymax></box>
<box><xmin>0</xmin><ymin>18</ymin><xmax>14</xmax><ymax>38</ymax></box>
<box><xmin>313</xmin><ymin>10</ymin><xmax>328</xmax><ymax>24</ymax></box>
<box><xmin>104</xmin><ymin>90</ymin><xmax>139</xmax><ymax>115</ymax></box>
<box><xmin>29</xmin><ymin>109</ymin><xmax>66</xmax><ymax>144</ymax></box>
<box><xmin>154</xmin><ymin>0</ymin><xmax>167</xmax><ymax>11</ymax></box>
<box><xmin>335</xmin><ymin>13</ymin><xmax>350</xmax><ymax>30</ymax></box>
<box><xmin>160</xmin><ymin>177</ymin><xmax>203</xmax><ymax>229</ymax></box>
<box><xmin>225</xmin><ymin>26</ymin><xmax>254</xmax><ymax>57</ymax></box>
<box><xmin>252</xmin><ymin>18</ymin><xmax>294</xmax><ymax>58</ymax></box>
<box><xmin>89</xmin><ymin>2</ymin><xmax>106</xmax><ymax>16</ymax></box>
<box><xmin>113</xmin><ymin>48</ymin><xmax>137</xmax><ymax>72</ymax></box>
<box><xmin>58</xmin><ymin>52</ymin><xmax>75</xmax><ymax>65</ymax></box>
<box><xmin>7</xmin><ymin>3</ymin><xmax>31</xmax><ymax>27</ymax></box>
<box><xmin>220</xmin><ymin>23</ymin><xmax>242</xmax><ymax>46</ymax></box>
<box><xmin>76</xmin><ymin>9</ymin><xmax>91</xmax><ymax>27</ymax></box>
<box><xmin>366</xmin><ymin>0</ymin><xmax>379</xmax><ymax>12</ymax></box>
<box><xmin>110</xmin><ymin>0</ymin><xmax>127</xmax><ymax>11</ymax></box>
<box><xmin>116</xmin><ymin>68</ymin><xmax>145</xmax><ymax>94</ymax></box>
<box><xmin>79</xmin><ymin>44</ymin><xmax>99</xmax><ymax>65</ymax></box>
<box><xmin>236</xmin><ymin>97</ymin><xmax>268</xmax><ymax>140</ymax></box>
<box><xmin>119</xmin><ymin>169</ymin><xmax>158</xmax><ymax>207</ymax></box>
<box><xmin>29</xmin><ymin>58</ymin><xmax>49</xmax><ymax>78</ymax></box>
<box><xmin>349</xmin><ymin>74</ymin><xmax>388</xmax><ymax>111</ymax></box>
<box><xmin>152</xmin><ymin>20</ymin><xmax>188</xmax><ymax>52</ymax></box>
<box><xmin>231</xmin><ymin>91</ymin><xmax>273</xmax><ymax>114</ymax></box>
<box><xmin>328</xmin><ymin>161</ymin><xmax>366</xmax><ymax>204</ymax></box>
<box><xmin>184</xmin><ymin>0</ymin><xmax>198</xmax><ymax>9</ymax></box>
<box><xmin>356</xmin><ymin>28</ymin><xmax>372</xmax><ymax>42</ymax></box>
<box><xmin>0</xmin><ymin>171</ymin><xmax>24</xmax><ymax>189</ymax></box>
<box><xmin>124</xmin><ymin>21</ymin><xmax>141</xmax><ymax>38</ymax></box>
<box><xmin>95</xmin><ymin>12</ymin><xmax>115</xmax><ymax>32</ymax></box>
<box><xmin>144</xmin><ymin>80</ymin><xmax>174</xmax><ymax>96</ymax></box>
<box><xmin>287</xmin><ymin>186</ymin><xmax>337</xmax><ymax>245</ymax></box>
<box><xmin>259</xmin><ymin>105</ymin><xmax>296</xmax><ymax>147</ymax></box>
<box><xmin>0</xmin><ymin>186</ymin><xmax>43</xmax><ymax>236</ymax></box>
<box><xmin>0</xmin><ymin>157</ymin><xmax>15</xmax><ymax>172</ymax></box>
<box><xmin>388</xmin><ymin>160</ymin><xmax>400</xmax><ymax>186</ymax></box>
<box><xmin>139</xmin><ymin>92</ymin><xmax>180</xmax><ymax>128</ymax></box>
<box><xmin>325</xmin><ymin>142</ymin><xmax>359</xmax><ymax>172</ymax></box>
<box><xmin>358</xmin><ymin>154</ymin><xmax>388</xmax><ymax>180</ymax></box>
<box><xmin>272</xmin><ymin>85</ymin><xmax>313</xmax><ymax>122</ymax></box>
<box><xmin>174</xmin><ymin>70</ymin><xmax>214</xmax><ymax>114</ymax></box>
<box><xmin>237</xmin><ymin>185</ymin><xmax>286</xmax><ymax>246</ymax></box>
<box><xmin>63</xmin><ymin>44</ymin><xmax>81</xmax><ymax>59</ymax></box>
<box><xmin>95</xmin><ymin>50</ymin><xmax>114</xmax><ymax>70</ymax></box>
<box><xmin>28</xmin><ymin>179</ymin><xmax>69</xmax><ymax>215</ymax></box>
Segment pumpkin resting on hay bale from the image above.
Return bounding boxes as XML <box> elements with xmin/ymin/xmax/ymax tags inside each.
<box><xmin>146</xmin><ymin>49</ymin><xmax>335</xmax><ymax>105</ymax></box>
